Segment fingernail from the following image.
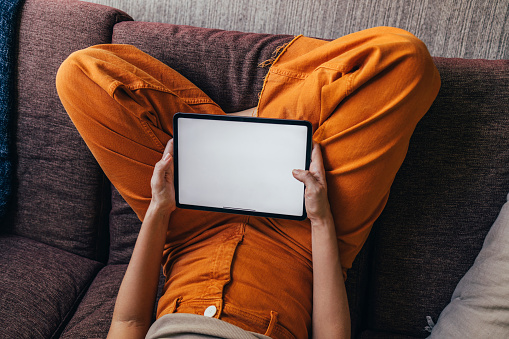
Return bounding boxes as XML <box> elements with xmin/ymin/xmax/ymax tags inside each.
<box><xmin>292</xmin><ymin>169</ymin><xmax>299</xmax><ymax>175</ymax></box>
<box><xmin>163</xmin><ymin>153</ymin><xmax>171</xmax><ymax>161</ymax></box>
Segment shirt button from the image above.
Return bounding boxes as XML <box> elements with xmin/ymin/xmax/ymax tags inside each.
<box><xmin>204</xmin><ymin>305</ymin><xmax>217</xmax><ymax>317</ymax></box>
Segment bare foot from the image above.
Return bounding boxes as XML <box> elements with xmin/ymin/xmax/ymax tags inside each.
<box><xmin>228</xmin><ymin>107</ymin><xmax>257</xmax><ymax>117</ymax></box>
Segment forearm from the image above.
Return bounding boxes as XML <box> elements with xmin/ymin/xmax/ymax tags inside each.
<box><xmin>311</xmin><ymin>213</ymin><xmax>351</xmax><ymax>339</ymax></box>
<box><xmin>108</xmin><ymin>202</ymin><xmax>170</xmax><ymax>337</ymax></box>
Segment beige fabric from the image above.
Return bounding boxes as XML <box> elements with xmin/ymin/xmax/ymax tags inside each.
<box><xmin>146</xmin><ymin>313</ymin><xmax>272</xmax><ymax>339</ymax></box>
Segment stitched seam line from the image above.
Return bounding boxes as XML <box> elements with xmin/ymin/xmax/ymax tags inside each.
<box><xmin>140</xmin><ymin>119</ymin><xmax>165</xmax><ymax>152</ymax></box>
<box><xmin>110</xmin><ymin>80</ymin><xmax>216</xmax><ymax>105</ymax></box>
<box><xmin>269</xmin><ymin>66</ymin><xmax>307</xmax><ymax>79</ymax></box>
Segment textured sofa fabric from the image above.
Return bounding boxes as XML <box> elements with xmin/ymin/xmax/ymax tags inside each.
<box><xmin>430</xmin><ymin>193</ymin><xmax>509</xmax><ymax>338</ymax></box>
<box><xmin>6</xmin><ymin>0</ymin><xmax>132</xmax><ymax>261</ymax></box>
<box><xmin>59</xmin><ymin>264</ymin><xmax>126</xmax><ymax>338</ymax></box>
<box><xmin>366</xmin><ymin>58</ymin><xmax>509</xmax><ymax>337</ymax></box>
<box><xmin>0</xmin><ymin>1</ymin><xmax>132</xmax><ymax>338</ymax></box>
<box><xmin>1</xmin><ymin>0</ymin><xmax>508</xmax><ymax>338</ymax></box>
<box><xmin>0</xmin><ymin>235</ymin><xmax>102</xmax><ymax>338</ymax></box>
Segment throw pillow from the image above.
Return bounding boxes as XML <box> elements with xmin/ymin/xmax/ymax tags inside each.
<box><xmin>429</xmin><ymin>193</ymin><xmax>509</xmax><ymax>338</ymax></box>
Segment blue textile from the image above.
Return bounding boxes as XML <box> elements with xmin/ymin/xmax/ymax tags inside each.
<box><xmin>0</xmin><ymin>0</ymin><xmax>25</xmax><ymax>220</ymax></box>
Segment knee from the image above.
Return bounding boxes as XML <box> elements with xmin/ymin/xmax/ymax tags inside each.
<box><xmin>56</xmin><ymin>48</ymin><xmax>93</xmax><ymax>106</ymax></box>
<box><xmin>378</xmin><ymin>27</ymin><xmax>440</xmax><ymax>92</ymax></box>
<box><xmin>56</xmin><ymin>46</ymin><xmax>116</xmax><ymax>122</ymax></box>
<box><xmin>359</xmin><ymin>27</ymin><xmax>441</xmax><ymax>110</ymax></box>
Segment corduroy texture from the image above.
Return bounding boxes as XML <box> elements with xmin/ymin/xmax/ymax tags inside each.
<box><xmin>8</xmin><ymin>0</ymin><xmax>132</xmax><ymax>260</ymax></box>
<box><xmin>365</xmin><ymin>58</ymin><xmax>509</xmax><ymax>338</ymax></box>
<box><xmin>0</xmin><ymin>0</ymin><xmax>24</xmax><ymax>223</ymax></box>
<box><xmin>0</xmin><ymin>235</ymin><xmax>103</xmax><ymax>339</ymax></box>
<box><xmin>84</xmin><ymin>0</ymin><xmax>508</xmax><ymax>59</ymax></box>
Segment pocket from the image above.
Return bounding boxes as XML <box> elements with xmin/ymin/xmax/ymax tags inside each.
<box><xmin>222</xmin><ymin>303</ymin><xmax>294</xmax><ymax>339</ymax></box>
<box><xmin>166</xmin><ymin>296</ymin><xmax>182</xmax><ymax>314</ymax></box>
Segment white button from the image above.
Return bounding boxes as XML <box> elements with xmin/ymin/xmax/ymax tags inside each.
<box><xmin>204</xmin><ymin>305</ymin><xmax>217</xmax><ymax>317</ymax></box>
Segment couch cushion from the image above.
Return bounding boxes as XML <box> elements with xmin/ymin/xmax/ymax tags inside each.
<box><xmin>366</xmin><ymin>58</ymin><xmax>509</xmax><ymax>337</ymax></box>
<box><xmin>86</xmin><ymin>0</ymin><xmax>508</xmax><ymax>60</ymax></box>
<box><xmin>7</xmin><ymin>0</ymin><xmax>131</xmax><ymax>261</ymax></box>
<box><xmin>0</xmin><ymin>235</ymin><xmax>102</xmax><ymax>339</ymax></box>
<box><xmin>59</xmin><ymin>264</ymin><xmax>126</xmax><ymax>339</ymax></box>
<box><xmin>108</xmin><ymin>184</ymin><xmax>142</xmax><ymax>264</ymax></box>
<box><xmin>60</xmin><ymin>264</ymin><xmax>166</xmax><ymax>338</ymax></box>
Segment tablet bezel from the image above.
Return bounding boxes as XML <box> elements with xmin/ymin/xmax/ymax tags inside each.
<box><xmin>173</xmin><ymin>112</ymin><xmax>312</xmax><ymax>221</ymax></box>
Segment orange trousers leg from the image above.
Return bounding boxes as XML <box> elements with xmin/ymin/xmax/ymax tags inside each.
<box><xmin>259</xmin><ymin>27</ymin><xmax>441</xmax><ymax>277</ymax></box>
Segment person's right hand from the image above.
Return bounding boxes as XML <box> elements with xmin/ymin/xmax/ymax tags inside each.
<box><xmin>150</xmin><ymin>139</ymin><xmax>176</xmax><ymax>214</ymax></box>
<box><xmin>292</xmin><ymin>142</ymin><xmax>333</xmax><ymax>224</ymax></box>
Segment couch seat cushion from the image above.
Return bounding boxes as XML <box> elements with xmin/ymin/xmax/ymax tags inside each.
<box><xmin>60</xmin><ymin>264</ymin><xmax>166</xmax><ymax>338</ymax></box>
<box><xmin>0</xmin><ymin>235</ymin><xmax>102</xmax><ymax>339</ymax></box>
<box><xmin>59</xmin><ymin>264</ymin><xmax>126</xmax><ymax>339</ymax></box>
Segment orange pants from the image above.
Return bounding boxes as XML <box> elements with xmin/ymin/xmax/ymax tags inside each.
<box><xmin>56</xmin><ymin>27</ymin><xmax>440</xmax><ymax>338</ymax></box>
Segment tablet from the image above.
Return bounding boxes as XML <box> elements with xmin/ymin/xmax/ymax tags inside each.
<box><xmin>173</xmin><ymin>113</ymin><xmax>312</xmax><ymax>220</ymax></box>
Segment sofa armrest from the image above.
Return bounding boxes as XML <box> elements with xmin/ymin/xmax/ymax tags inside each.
<box><xmin>10</xmin><ymin>0</ymin><xmax>132</xmax><ymax>260</ymax></box>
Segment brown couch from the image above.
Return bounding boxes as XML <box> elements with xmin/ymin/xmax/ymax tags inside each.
<box><xmin>0</xmin><ymin>0</ymin><xmax>508</xmax><ymax>338</ymax></box>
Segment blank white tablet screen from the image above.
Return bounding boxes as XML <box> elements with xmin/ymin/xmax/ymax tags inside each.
<box><xmin>176</xmin><ymin>116</ymin><xmax>309</xmax><ymax>217</ymax></box>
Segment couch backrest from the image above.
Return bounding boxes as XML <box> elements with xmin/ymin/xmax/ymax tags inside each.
<box><xmin>366</xmin><ymin>58</ymin><xmax>509</xmax><ymax>337</ymax></box>
<box><xmin>83</xmin><ymin>0</ymin><xmax>508</xmax><ymax>60</ymax></box>
<box><xmin>7</xmin><ymin>0</ymin><xmax>132</xmax><ymax>261</ymax></box>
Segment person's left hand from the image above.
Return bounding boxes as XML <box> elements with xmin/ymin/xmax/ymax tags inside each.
<box><xmin>150</xmin><ymin>139</ymin><xmax>176</xmax><ymax>214</ymax></box>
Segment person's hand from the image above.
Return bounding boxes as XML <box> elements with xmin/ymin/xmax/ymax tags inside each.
<box><xmin>292</xmin><ymin>142</ymin><xmax>333</xmax><ymax>224</ymax></box>
<box><xmin>150</xmin><ymin>139</ymin><xmax>176</xmax><ymax>214</ymax></box>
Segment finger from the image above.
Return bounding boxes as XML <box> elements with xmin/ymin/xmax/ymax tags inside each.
<box><xmin>309</xmin><ymin>142</ymin><xmax>326</xmax><ymax>184</ymax></box>
<box><xmin>162</xmin><ymin>138</ymin><xmax>174</xmax><ymax>158</ymax></box>
<box><xmin>151</xmin><ymin>160</ymin><xmax>166</xmax><ymax>188</ymax></box>
<box><xmin>168</xmin><ymin>138</ymin><xmax>174</xmax><ymax>156</ymax></box>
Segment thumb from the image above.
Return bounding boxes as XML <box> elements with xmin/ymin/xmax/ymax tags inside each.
<box><xmin>292</xmin><ymin>169</ymin><xmax>316</xmax><ymax>188</ymax></box>
<box><xmin>152</xmin><ymin>154</ymin><xmax>173</xmax><ymax>187</ymax></box>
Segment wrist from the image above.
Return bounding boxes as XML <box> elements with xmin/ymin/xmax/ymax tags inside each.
<box><xmin>147</xmin><ymin>200</ymin><xmax>173</xmax><ymax>223</ymax></box>
<box><xmin>309</xmin><ymin>210</ymin><xmax>334</xmax><ymax>229</ymax></box>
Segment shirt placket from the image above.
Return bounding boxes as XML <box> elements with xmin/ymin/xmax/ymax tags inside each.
<box><xmin>198</xmin><ymin>222</ymin><xmax>246</xmax><ymax>319</ymax></box>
